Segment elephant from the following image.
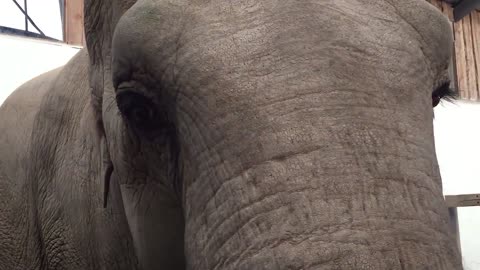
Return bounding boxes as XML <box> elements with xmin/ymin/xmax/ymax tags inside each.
<box><xmin>0</xmin><ymin>0</ymin><xmax>463</xmax><ymax>269</ymax></box>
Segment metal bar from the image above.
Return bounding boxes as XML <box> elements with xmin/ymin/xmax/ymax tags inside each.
<box><xmin>24</xmin><ymin>0</ymin><xmax>28</xmax><ymax>31</ymax></box>
<box><xmin>448</xmin><ymin>207</ymin><xmax>462</xmax><ymax>255</ymax></box>
<box><xmin>453</xmin><ymin>0</ymin><xmax>480</xmax><ymax>22</ymax></box>
<box><xmin>59</xmin><ymin>0</ymin><xmax>65</xmax><ymax>41</ymax></box>
<box><xmin>11</xmin><ymin>0</ymin><xmax>45</xmax><ymax>36</ymax></box>
<box><xmin>0</xmin><ymin>26</ymin><xmax>59</xmax><ymax>42</ymax></box>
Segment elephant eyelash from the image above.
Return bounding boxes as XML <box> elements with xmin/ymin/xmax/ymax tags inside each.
<box><xmin>432</xmin><ymin>81</ymin><xmax>457</xmax><ymax>107</ymax></box>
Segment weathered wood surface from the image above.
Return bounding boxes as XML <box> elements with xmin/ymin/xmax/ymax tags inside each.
<box><xmin>64</xmin><ymin>0</ymin><xmax>85</xmax><ymax>46</ymax></box>
<box><xmin>445</xmin><ymin>194</ymin><xmax>480</xmax><ymax>207</ymax></box>
<box><xmin>427</xmin><ymin>0</ymin><xmax>480</xmax><ymax>101</ymax></box>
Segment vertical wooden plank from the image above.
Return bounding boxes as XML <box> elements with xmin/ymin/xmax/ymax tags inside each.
<box><xmin>454</xmin><ymin>16</ymin><xmax>468</xmax><ymax>99</ymax></box>
<box><xmin>462</xmin><ymin>14</ymin><xmax>477</xmax><ymax>100</ymax></box>
<box><xmin>433</xmin><ymin>1</ymin><xmax>479</xmax><ymax>101</ymax></box>
<box><xmin>65</xmin><ymin>0</ymin><xmax>85</xmax><ymax>46</ymax></box>
<box><xmin>471</xmin><ymin>11</ymin><xmax>480</xmax><ymax>99</ymax></box>
<box><xmin>442</xmin><ymin>2</ymin><xmax>455</xmax><ymax>22</ymax></box>
<box><xmin>428</xmin><ymin>0</ymin><xmax>443</xmax><ymax>11</ymax></box>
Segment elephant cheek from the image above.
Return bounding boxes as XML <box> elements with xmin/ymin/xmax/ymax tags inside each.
<box><xmin>181</xmin><ymin>121</ymin><xmax>459</xmax><ymax>269</ymax></box>
<box><xmin>119</xmin><ymin>184</ymin><xmax>185</xmax><ymax>269</ymax></box>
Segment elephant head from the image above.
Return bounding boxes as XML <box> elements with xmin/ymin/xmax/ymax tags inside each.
<box><xmin>85</xmin><ymin>0</ymin><xmax>462</xmax><ymax>269</ymax></box>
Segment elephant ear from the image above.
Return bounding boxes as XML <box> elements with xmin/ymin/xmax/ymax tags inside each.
<box><xmin>84</xmin><ymin>0</ymin><xmax>137</xmax><ymax>207</ymax></box>
<box><xmin>84</xmin><ymin>0</ymin><xmax>137</xmax><ymax>126</ymax></box>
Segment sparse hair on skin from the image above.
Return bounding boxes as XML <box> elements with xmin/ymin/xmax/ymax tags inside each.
<box><xmin>432</xmin><ymin>81</ymin><xmax>457</xmax><ymax>107</ymax></box>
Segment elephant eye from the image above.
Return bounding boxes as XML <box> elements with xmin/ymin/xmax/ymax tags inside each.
<box><xmin>130</xmin><ymin>105</ymin><xmax>154</xmax><ymax>126</ymax></box>
<box><xmin>116</xmin><ymin>90</ymin><xmax>159</xmax><ymax>132</ymax></box>
<box><xmin>432</xmin><ymin>81</ymin><xmax>456</xmax><ymax>107</ymax></box>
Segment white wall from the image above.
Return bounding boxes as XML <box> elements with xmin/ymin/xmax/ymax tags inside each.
<box><xmin>0</xmin><ymin>33</ymin><xmax>479</xmax><ymax>269</ymax></box>
<box><xmin>434</xmin><ymin>101</ymin><xmax>480</xmax><ymax>270</ymax></box>
<box><xmin>0</xmin><ymin>34</ymin><xmax>80</xmax><ymax>104</ymax></box>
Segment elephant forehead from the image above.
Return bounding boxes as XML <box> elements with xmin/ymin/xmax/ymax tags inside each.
<box><xmin>111</xmin><ymin>0</ymin><xmax>451</xmax><ymax>98</ymax></box>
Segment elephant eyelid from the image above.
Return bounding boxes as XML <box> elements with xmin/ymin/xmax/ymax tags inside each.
<box><xmin>116</xmin><ymin>90</ymin><xmax>156</xmax><ymax>126</ymax></box>
<box><xmin>115</xmin><ymin>88</ymin><xmax>173</xmax><ymax>140</ymax></box>
<box><xmin>116</xmin><ymin>78</ymin><xmax>137</xmax><ymax>87</ymax></box>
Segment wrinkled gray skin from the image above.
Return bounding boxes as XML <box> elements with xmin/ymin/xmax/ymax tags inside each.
<box><xmin>0</xmin><ymin>0</ymin><xmax>463</xmax><ymax>269</ymax></box>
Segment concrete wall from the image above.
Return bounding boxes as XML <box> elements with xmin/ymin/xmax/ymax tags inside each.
<box><xmin>0</xmin><ymin>34</ymin><xmax>479</xmax><ymax>269</ymax></box>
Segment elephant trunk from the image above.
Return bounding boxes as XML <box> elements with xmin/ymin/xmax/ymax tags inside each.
<box><xmin>181</xmin><ymin>102</ymin><xmax>462</xmax><ymax>269</ymax></box>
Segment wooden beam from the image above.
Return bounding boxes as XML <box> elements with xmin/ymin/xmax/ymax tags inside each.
<box><xmin>64</xmin><ymin>0</ymin><xmax>85</xmax><ymax>46</ymax></box>
<box><xmin>445</xmin><ymin>194</ymin><xmax>480</xmax><ymax>207</ymax></box>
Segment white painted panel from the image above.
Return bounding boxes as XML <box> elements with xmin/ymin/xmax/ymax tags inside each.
<box><xmin>0</xmin><ymin>34</ymin><xmax>80</xmax><ymax>104</ymax></box>
<box><xmin>434</xmin><ymin>101</ymin><xmax>480</xmax><ymax>270</ymax></box>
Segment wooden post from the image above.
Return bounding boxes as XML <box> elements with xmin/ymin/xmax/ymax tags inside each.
<box><xmin>64</xmin><ymin>0</ymin><xmax>85</xmax><ymax>46</ymax></box>
<box><xmin>426</xmin><ymin>1</ymin><xmax>480</xmax><ymax>100</ymax></box>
